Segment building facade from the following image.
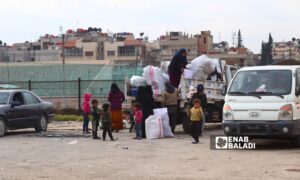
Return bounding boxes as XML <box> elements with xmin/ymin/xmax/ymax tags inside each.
<box><xmin>159</xmin><ymin>32</ymin><xmax>198</xmax><ymax>61</ymax></box>
<box><xmin>272</xmin><ymin>39</ymin><xmax>300</xmax><ymax>61</ymax></box>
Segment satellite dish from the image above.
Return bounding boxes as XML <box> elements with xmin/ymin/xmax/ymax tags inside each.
<box><xmin>140</xmin><ymin>32</ymin><xmax>144</xmax><ymax>37</ymax></box>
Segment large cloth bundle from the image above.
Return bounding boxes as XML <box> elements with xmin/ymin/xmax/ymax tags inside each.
<box><xmin>160</xmin><ymin>61</ymin><xmax>170</xmax><ymax>74</ymax></box>
<box><xmin>190</xmin><ymin>55</ymin><xmax>221</xmax><ymax>80</ymax></box>
<box><xmin>145</xmin><ymin>115</ymin><xmax>164</xmax><ymax>139</ymax></box>
<box><xmin>153</xmin><ymin>108</ymin><xmax>174</xmax><ymax>138</ymax></box>
<box><xmin>130</xmin><ymin>75</ymin><xmax>146</xmax><ymax>87</ymax></box>
<box><xmin>143</xmin><ymin>65</ymin><xmax>169</xmax><ymax>96</ymax></box>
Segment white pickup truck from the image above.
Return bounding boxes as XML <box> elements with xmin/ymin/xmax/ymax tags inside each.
<box><xmin>126</xmin><ymin>61</ymin><xmax>237</xmax><ymax>133</ymax></box>
<box><xmin>222</xmin><ymin>65</ymin><xmax>300</xmax><ymax>146</ymax></box>
<box><xmin>178</xmin><ymin>63</ymin><xmax>237</xmax><ymax>132</ymax></box>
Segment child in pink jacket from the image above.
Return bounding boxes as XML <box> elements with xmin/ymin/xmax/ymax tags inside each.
<box><xmin>82</xmin><ymin>93</ymin><xmax>92</xmax><ymax>134</ymax></box>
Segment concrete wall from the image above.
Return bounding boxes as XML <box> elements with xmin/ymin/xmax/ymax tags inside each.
<box><xmin>4</xmin><ymin>49</ymin><xmax>60</xmax><ymax>62</ymax></box>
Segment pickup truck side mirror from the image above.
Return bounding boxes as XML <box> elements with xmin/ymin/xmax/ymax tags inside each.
<box><xmin>11</xmin><ymin>101</ymin><xmax>21</xmax><ymax>108</ymax></box>
<box><xmin>221</xmin><ymin>85</ymin><xmax>228</xmax><ymax>96</ymax></box>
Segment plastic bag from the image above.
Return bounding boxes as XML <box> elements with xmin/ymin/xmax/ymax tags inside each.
<box><xmin>130</xmin><ymin>75</ymin><xmax>146</xmax><ymax>87</ymax></box>
<box><xmin>145</xmin><ymin>115</ymin><xmax>164</xmax><ymax>140</ymax></box>
<box><xmin>143</xmin><ymin>65</ymin><xmax>168</xmax><ymax>96</ymax></box>
<box><xmin>190</xmin><ymin>55</ymin><xmax>216</xmax><ymax>79</ymax></box>
<box><xmin>153</xmin><ymin>108</ymin><xmax>174</xmax><ymax>138</ymax></box>
<box><xmin>160</xmin><ymin>61</ymin><xmax>170</xmax><ymax>74</ymax></box>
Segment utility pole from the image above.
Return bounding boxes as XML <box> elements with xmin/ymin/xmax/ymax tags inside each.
<box><xmin>62</xmin><ymin>34</ymin><xmax>65</xmax><ymax>65</ymax></box>
<box><xmin>60</xmin><ymin>26</ymin><xmax>67</xmax><ymax>107</ymax></box>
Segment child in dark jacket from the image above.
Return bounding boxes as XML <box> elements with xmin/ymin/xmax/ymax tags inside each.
<box><xmin>101</xmin><ymin>103</ymin><xmax>116</xmax><ymax>141</ymax></box>
<box><xmin>133</xmin><ymin>103</ymin><xmax>143</xmax><ymax>140</ymax></box>
<box><xmin>91</xmin><ymin>99</ymin><xmax>101</xmax><ymax>139</ymax></box>
<box><xmin>82</xmin><ymin>93</ymin><xmax>92</xmax><ymax>134</ymax></box>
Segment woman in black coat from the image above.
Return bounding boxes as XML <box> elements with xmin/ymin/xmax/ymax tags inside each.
<box><xmin>168</xmin><ymin>48</ymin><xmax>188</xmax><ymax>88</ymax></box>
<box><xmin>135</xmin><ymin>86</ymin><xmax>154</xmax><ymax>138</ymax></box>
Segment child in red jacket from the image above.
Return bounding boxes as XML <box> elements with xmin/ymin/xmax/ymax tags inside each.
<box><xmin>133</xmin><ymin>103</ymin><xmax>143</xmax><ymax>140</ymax></box>
<box><xmin>82</xmin><ymin>93</ymin><xmax>92</xmax><ymax>134</ymax></box>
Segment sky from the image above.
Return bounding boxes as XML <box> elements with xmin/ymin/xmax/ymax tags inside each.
<box><xmin>0</xmin><ymin>0</ymin><xmax>299</xmax><ymax>53</ymax></box>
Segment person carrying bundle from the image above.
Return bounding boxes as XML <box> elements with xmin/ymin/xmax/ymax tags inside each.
<box><xmin>168</xmin><ymin>49</ymin><xmax>188</xmax><ymax>88</ymax></box>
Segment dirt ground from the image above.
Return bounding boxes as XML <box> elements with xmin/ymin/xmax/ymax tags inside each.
<box><xmin>0</xmin><ymin>121</ymin><xmax>300</xmax><ymax>180</ymax></box>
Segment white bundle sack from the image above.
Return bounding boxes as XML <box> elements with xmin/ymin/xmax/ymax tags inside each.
<box><xmin>193</xmin><ymin>66</ymin><xmax>210</xmax><ymax>80</ymax></box>
<box><xmin>143</xmin><ymin>65</ymin><xmax>168</xmax><ymax>96</ymax></box>
<box><xmin>190</xmin><ymin>55</ymin><xmax>216</xmax><ymax>79</ymax></box>
<box><xmin>130</xmin><ymin>75</ymin><xmax>146</xmax><ymax>87</ymax></box>
<box><xmin>160</xmin><ymin>61</ymin><xmax>170</xmax><ymax>74</ymax></box>
<box><xmin>212</xmin><ymin>59</ymin><xmax>225</xmax><ymax>73</ymax></box>
<box><xmin>162</xmin><ymin>73</ymin><xmax>170</xmax><ymax>81</ymax></box>
<box><xmin>153</xmin><ymin>108</ymin><xmax>174</xmax><ymax>138</ymax></box>
<box><xmin>145</xmin><ymin>115</ymin><xmax>164</xmax><ymax>140</ymax></box>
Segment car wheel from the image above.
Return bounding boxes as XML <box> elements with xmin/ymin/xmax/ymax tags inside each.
<box><xmin>0</xmin><ymin>117</ymin><xmax>7</xmax><ymax>137</ymax></box>
<box><xmin>292</xmin><ymin>136</ymin><xmax>300</xmax><ymax>147</ymax></box>
<box><xmin>35</xmin><ymin>115</ymin><xmax>48</xmax><ymax>133</ymax></box>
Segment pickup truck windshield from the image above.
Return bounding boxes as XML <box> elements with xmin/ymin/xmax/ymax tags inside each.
<box><xmin>0</xmin><ymin>92</ymin><xmax>10</xmax><ymax>104</ymax></box>
<box><xmin>228</xmin><ymin>70</ymin><xmax>292</xmax><ymax>96</ymax></box>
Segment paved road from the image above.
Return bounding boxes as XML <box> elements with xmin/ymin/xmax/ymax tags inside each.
<box><xmin>0</xmin><ymin>122</ymin><xmax>299</xmax><ymax>180</ymax></box>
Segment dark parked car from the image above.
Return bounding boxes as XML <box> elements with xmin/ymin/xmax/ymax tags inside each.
<box><xmin>0</xmin><ymin>90</ymin><xmax>54</xmax><ymax>137</ymax></box>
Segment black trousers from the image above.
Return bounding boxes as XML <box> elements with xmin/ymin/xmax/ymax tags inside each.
<box><xmin>92</xmin><ymin>121</ymin><xmax>99</xmax><ymax>138</ymax></box>
<box><xmin>102</xmin><ymin>122</ymin><xmax>114</xmax><ymax>140</ymax></box>
<box><xmin>190</xmin><ymin>121</ymin><xmax>202</xmax><ymax>142</ymax></box>
<box><xmin>167</xmin><ymin>106</ymin><xmax>177</xmax><ymax>134</ymax></box>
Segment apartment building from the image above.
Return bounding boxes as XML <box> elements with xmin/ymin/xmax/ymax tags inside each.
<box><xmin>104</xmin><ymin>37</ymin><xmax>145</xmax><ymax>65</ymax></box>
<box><xmin>159</xmin><ymin>31</ymin><xmax>198</xmax><ymax>61</ymax></box>
<box><xmin>272</xmin><ymin>39</ymin><xmax>300</xmax><ymax>61</ymax></box>
<box><xmin>196</xmin><ymin>31</ymin><xmax>213</xmax><ymax>54</ymax></box>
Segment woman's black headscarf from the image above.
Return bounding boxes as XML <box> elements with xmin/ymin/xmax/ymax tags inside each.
<box><xmin>145</xmin><ymin>85</ymin><xmax>153</xmax><ymax>98</ymax></box>
<box><xmin>136</xmin><ymin>86</ymin><xmax>146</xmax><ymax>101</ymax></box>
<box><xmin>136</xmin><ymin>86</ymin><xmax>154</xmax><ymax>110</ymax></box>
<box><xmin>168</xmin><ymin>48</ymin><xmax>188</xmax><ymax>75</ymax></box>
<box><xmin>110</xmin><ymin>83</ymin><xmax>120</xmax><ymax>93</ymax></box>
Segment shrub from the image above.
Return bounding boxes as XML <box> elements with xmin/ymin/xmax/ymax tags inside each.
<box><xmin>54</xmin><ymin>114</ymin><xmax>84</xmax><ymax>122</ymax></box>
<box><xmin>54</xmin><ymin>108</ymin><xmax>80</xmax><ymax>115</ymax></box>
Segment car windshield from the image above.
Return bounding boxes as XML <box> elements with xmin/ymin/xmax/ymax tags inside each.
<box><xmin>0</xmin><ymin>92</ymin><xmax>10</xmax><ymax>104</ymax></box>
<box><xmin>228</xmin><ymin>70</ymin><xmax>292</xmax><ymax>95</ymax></box>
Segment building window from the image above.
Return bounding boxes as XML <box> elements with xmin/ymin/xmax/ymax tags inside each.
<box><xmin>204</xmin><ymin>37</ymin><xmax>207</xmax><ymax>44</ymax></box>
<box><xmin>162</xmin><ymin>45</ymin><xmax>168</xmax><ymax>50</ymax></box>
<box><xmin>64</xmin><ymin>47</ymin><xmax>83</xmax><ymax>57</ymax></box>
<box><xmin>85</xmin><ymin>51</ymin><xmax>94</xmax><ymax>56</ymax></box>
<box><xmin>118</xmin><ymin>46</ymin><xmax>135</xmax><ymax>56</ymax></box>
<box><xmin>100</xmin><ymin>54</ymin><xmax>104</xmax><ymax>60</ymax></box>
<box><xmin>107</xmin><ymin>51</ymin><xmax>115</xmax><ymax>56</ymax></box>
